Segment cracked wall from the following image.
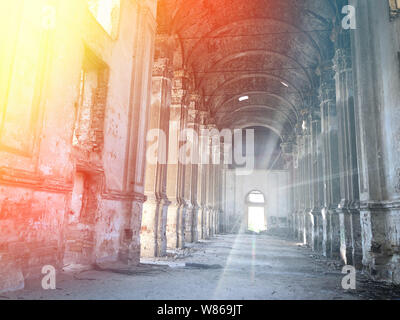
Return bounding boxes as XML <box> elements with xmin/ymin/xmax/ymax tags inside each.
<box><xmin>0</xmin><ymin>0</ymin><xmax>157</xmax><ymax>293</ymax></box>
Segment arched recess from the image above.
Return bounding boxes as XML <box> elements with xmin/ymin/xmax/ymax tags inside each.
<box><xmin>245</xmin><ymin>190</ymin><xmax>267</xmax><ymax>233</ymax></box>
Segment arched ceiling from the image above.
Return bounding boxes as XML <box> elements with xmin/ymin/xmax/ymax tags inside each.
<box><xmin>157</xmin><ymin>0</ymin><xmax>337</xmax><ymax>137</ymax></box>
<box><xmin>229</xmin><ymin>126</ymin><xmax>284</xmax><ymax>170</ymax></box>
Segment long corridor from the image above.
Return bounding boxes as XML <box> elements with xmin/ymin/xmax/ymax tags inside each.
<box><xmin>3</xmin><ymin>1</ymin><xmax>400</xmax><ymax>297</ymax></box>
<box><xmin>0</xmin><ymin>234</ymin><xmax>367</xmax><ymax>300</ymax></box>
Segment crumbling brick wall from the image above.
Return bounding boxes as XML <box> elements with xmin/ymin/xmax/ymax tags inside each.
<box><xmin>0</xmin><ymin>0</ymin><xmax>157</xmax><ymax>293</ymax></box>
<box><xmin>0</xmin><ymin>188</ymin><xmax>67</xmax><ymax>292</ymax></box>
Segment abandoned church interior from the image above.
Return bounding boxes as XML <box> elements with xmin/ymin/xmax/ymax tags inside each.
<box><xmin>1</xmin><ymin>0</ymin><xmax>400</xmax><ymax>300</ymax></box>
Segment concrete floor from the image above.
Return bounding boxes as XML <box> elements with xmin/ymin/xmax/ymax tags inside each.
<box><xmin>0</xmin><ymin>234</ymin><xmax>369</xmax><ymax>300</ymax></box>
<box><xmin>5</xmin><ymin>234</ymin><xmax>390</xmax><ymax>300</ymax></box>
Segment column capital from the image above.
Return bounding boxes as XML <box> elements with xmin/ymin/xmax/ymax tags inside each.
<box><xmin>309</xmin><ymin>109</ymin><xmax>321</xmax><ymax>122</ymax></box>
<box><xmin>172</xmin><ymin>69</ymin><xmax>191</xmax><ymax>107</ymax></box>
<box><xmin>206</xmin><ymin>121</ymin><xmax>218</xmax><ymax>130</ymax></box>
<box><xmin>281</xmin><ymin>140</ymin><xmax>296</xmax><ymax>167</ymax></box>
<box><xmin>294</xmin><ymin>121</ymin><xmax>304</xmax><ymax>136</ymax></box>
<box><xmin>188</xmin><ymin>92</ymin><xmax>204</xmax><ymax>124</ymax></box>
<box><xmin>186</xmin><ymin>108</ymin><xmax>200</xmax><ymax>126</ymax></box>
<box><xmin>281</xmin><ymin>133</ymin><xmax>296</xmax><ymax>144</ymax></box>
<box><xmin>198</xmin><ymin>111</ymin><xmax>210</xmax><ymax>126</ymax></box>
<box><xmin>318</xmin><ymin>61</ymin><xmax>336</xmax><ymax>105</ymax></box>
<box><xmin>333</xmin><ymin>46</ymin><xmax>352</xmax><ymax>74</ymax></box>
<box><xmin>318</xmin><ymin>60</ymin><xmax>335</xmax><ymax>83</ymax></box>
<box><xmin>189</xmin><ymin>92</ymin><xmax>202</xmax><ymax>104</ymax></box>
<box><xmin>296</xmin><ymin>134</ymin><xmax>305</xmax><ymax>147</ymax></box>
<box><xmin>173</xmin><ymin>69</ymin><xmax>191</xmax><ymax>80</ymax></box>
<box><xmin>298</xmin><ymin>112</ymin><xmax>311</xmax><ymax>136</ymax></box>
<box><xmin>152</xmin><ymin>57</ymin><xmax>173</xmax><ymax>79</ymax></box>
<box><xmin>299</xmin><ymin>107</ymin><xmax>310</xmax><ymax>117</ymax></box>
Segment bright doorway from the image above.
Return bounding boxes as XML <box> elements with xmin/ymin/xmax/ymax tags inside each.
<box><xmin>248</xmin><ymin>207</ymin><xmax>266</xmax><ymax>233</ymax></box>
<box><xmin>246</xmin><ymin>191</ymin><xmax>267</xmax><ymax>233</ymax></box>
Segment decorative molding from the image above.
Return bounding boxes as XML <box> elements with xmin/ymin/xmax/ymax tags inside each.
<box><xmin>333</xmin><ymin>47</ymin><xmax>352</xmax><ymax>74</ymax></box>
<box><xmin>360</xmin><ymin>199</ymin><xmax>400</xmax><ymax>211</ymax></box>
<box><xmin>0</xmin><ymin>167</ymin><xmax>73</xmax><ymax>194</ymax></box>
<box><xmin>152</xmin><ymin>57</ymin><xmax>173</xmax><ymax>79</ymax></box>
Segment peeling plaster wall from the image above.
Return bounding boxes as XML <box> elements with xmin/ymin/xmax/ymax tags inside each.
<box><xmin>349</xmin><ymin>0</ymin><xmax>400</xmax><ymax>283</ymax></box>
<box><xmin>0</xmin><ymin>186</ymin><xmax>67</xmax><ymax>293</ymax></box>
<box><xmin>0</xmin><ymin>0</ymin><xmax>157</xmax><ymax>293</ymax></box>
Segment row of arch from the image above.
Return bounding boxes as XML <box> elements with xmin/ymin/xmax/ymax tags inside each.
<box><xmin>156</xmin><ymin>0</ymin><xmax>346</xmax><ymax>138</ymax></box>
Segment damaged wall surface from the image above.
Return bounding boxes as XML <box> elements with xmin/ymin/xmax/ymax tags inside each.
<box><xmin>2</xmin><ymin>0</ymin><xmax>400</xmax><ymax>295</ymax></box>
<box><xmin>0</xmin><ymin>0</ymin><xmax>157</xmax><ymax>293</ymax></box>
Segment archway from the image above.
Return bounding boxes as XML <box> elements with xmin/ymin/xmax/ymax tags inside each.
<box><xmin>246</xmin><ymin>190</ymin><xmax>267</xmax><ymax>233</ymax></box>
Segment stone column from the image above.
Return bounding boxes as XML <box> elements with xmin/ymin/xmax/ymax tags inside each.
<box><xmin>301</xmin><ymin>111</ymin><xmax>313</xmax><ymax>247</ymax></box>
<box><xmin>120</xmin><ymin>3</ymin><xmax>157</xmax><ymax>265</ymax></box>
<box><xmin>165</xmin><ymin>69</ymin><xmax>190</xmax><ymax>249</ymax></box>
<box><xmin>214</xmin><ymin>140</ymin><xmax>228</xmax><ymax>234</ymax></box>
<box><xmin>208</xmin><ymin>125</ymin><xmax>220</xmax><ymax>237</ymax></box>
<box><xmin>211</xmin><ymin>148</ymin><xmax>219</xmax><ymax>237</ymax></box>
<box><xmin>297</xmin><ymin>132</ymin><xmax>307</xmax><ymax>244</ymax></box>
<box><xmin>333</xmin><ymin>30</ymin><xmax>362</xmax><ymax>268</ymax></box>
<box><xmin>183</xmin><ymin>93</ymin><xmax>202</xmax><ymax>243</ymax></box>
<box><xmin>220</xmin><ymin>164</ymin><xmax>228</xmax><ymax>233</ymax></box>
<box><xmin>197</xmin><ymin>114</ymin><xmax>210</xmax><ymax>239</ymax></box>
<box><xmin>292</xmin><ymin>137</ymin><xmax>301</xmax><ymax>240</ymax></box>
<box><xmin>204</xmin><ymin>127</ymin><xmax>215</xmax><ymax>238</ymax></box>
<box><xmin>349</xmin><ymin>0</ymin><xmax>400</xmax><ymax>282</ymax></box>
<box><xmin>319</xmin><ymin>60</ymin><xmax>341</xmax><ymax>259</ymax></box>
<box><xmin>309</xmin><ymin>108</ymin><xmax>324</xmax><ymax>253</ymax></box>
<box><xmin>215</xmin><ymin>164</ymin><xmax>223</xmax><ymax>235</ymax></box>
<box><xmin>141</xmin><ymin>56</ymin><xmax>173</xmax><ymax>257</ymax></box>
<box><xmin>281</xmin><ymin>137</ymin><xmax>296</xmax><ymax>237</ymax></box>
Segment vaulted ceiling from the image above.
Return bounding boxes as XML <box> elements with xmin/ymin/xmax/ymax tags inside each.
<box><xmin>157</xmin><ymin>0</ymin><xmax>338</xmax><ymax>138</ymax></box>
